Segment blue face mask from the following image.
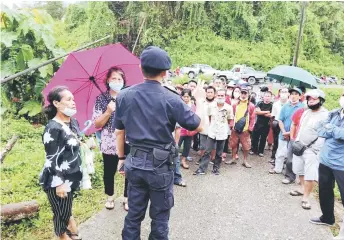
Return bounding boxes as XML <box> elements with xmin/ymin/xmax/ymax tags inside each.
<box><xmin>109</xmin><ymin>82</ymin><xmax>123</xmax><ymax>92</ymax></box>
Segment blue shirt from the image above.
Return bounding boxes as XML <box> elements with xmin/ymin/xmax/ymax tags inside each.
<box><xmin>318</xmin><ymin>108</ymin><xmax>344</xmax><ymax>171</ymax></box>
<box><xmin>114</xmin><ymin>80</ymin><xmax>201</xmax><ymax>145</ymax></box>
<box><xmin>278</xmin><ymin>101</ymin><xmax>304</xmax><ymax>140</ymax></box>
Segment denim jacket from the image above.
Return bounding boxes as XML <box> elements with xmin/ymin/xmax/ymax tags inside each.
<box><xmin>318</xmin><ymin>108</ymin><xmax>344</xmax><ymax>171</ymax></box>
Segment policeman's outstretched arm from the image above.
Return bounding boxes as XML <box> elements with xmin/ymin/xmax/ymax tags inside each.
<box><xmin>115</xmin><ymin>129</ymin><xmax>126</xmax><ymax>175</ymax></box>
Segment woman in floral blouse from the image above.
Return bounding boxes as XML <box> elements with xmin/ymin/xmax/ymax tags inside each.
<box><xmin>92</xmin><ymin>66</ymin><xmax>129</xmax><ymax>211</ymax></box>
<box><xmin>40</xmin><ymin>86</ymin><xmax>82</xmax><ymax>240</ymax></box>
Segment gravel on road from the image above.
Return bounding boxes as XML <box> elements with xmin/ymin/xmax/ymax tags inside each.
<box><xmin>80</xmin><ymin>151</ymin><xmax>332</xmax><ymax>240</ymax></box>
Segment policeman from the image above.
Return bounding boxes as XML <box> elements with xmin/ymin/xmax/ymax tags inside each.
<box><xmin>114</xmin><ymin>46</ymin><xmax>205</xmax><ymax>240</ymax></box>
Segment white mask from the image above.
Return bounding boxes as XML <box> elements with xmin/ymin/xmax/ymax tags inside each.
<box><xmin>233</xmin><ymin>92</ymin><xmax>240</xmax><ymax>99</ymax></box>
<box><xmin>109</xmin><ymin>82</ymin><xmax>123</xmax><ymax>92</ymax></box>
<box><xmin>62</xmin><ymin>107</ymin><xmax>77</xmax><ymax>117</ymax></box>
<box><xmin>280</xmin><ymin>93</ymin><xmax>288</xmax><ymax>100</ymax></box>
<box><xmin>216</xmin><ymin>98</ymin><xmax>225</xmax><ymax>104</ymax></box>
<box><xmin>340</xmin><ymin>96</ymin><xmax>344</xmax><ymax>108</ymax></box>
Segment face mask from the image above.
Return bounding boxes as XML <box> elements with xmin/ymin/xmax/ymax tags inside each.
<box><xmin>206</xmin><ymin>97</ymin><xmax>215</xmax><ymax>102</ymax></box>
<box><xmin>109</xmin><ymin>82</ymin><xmax>123</xmax><ymax>92</ymax></box>
<box><xmin>307</xmin><ymin>101</ymin><xmax>321</xmax><ymax>110</ymax></box>
<box><xmin>233</xmin><ymin>92</ymin><xmax>240</xmax><ymax>99</ymax></box>
<box><xmin>62</xmin><ymin>107</ymin><xmax>77</xmax><ymax>117</ymax></box>
<box><xmin>280</xmin><ymin>93</ymin><xmax>288</xmax><ymax>100</ymax></box>
<box><xmin>216</xmin><ymin>98</ymin><xmax>225</xmax><ymax>104</ymax></box>
<box><xmin>340</xmin><ymin>97</ymin><xmax>344</xmax><ymax>108</ymax></box>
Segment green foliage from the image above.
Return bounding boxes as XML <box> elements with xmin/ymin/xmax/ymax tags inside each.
<box><xmin>0</xmin><ymin>6</ymin><xmax>64</xmax><ymax>120</ymax></box>
<box><xmin>321</xmin><ymin>88</ymin><xmax>342</xmax><ymax>111</ymax></box>
<box><xmin>0</xmin><ymin>117</ymin><xmax>125</xmax><ymax>240</ymax></box>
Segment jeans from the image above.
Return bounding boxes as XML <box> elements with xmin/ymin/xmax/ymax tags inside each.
<box><xmin>174</xmin><ymin>156</ymin><xmax>183</xmax><ymax>184</ymax></box>
<box><xmin>271</xmin><ymin>124</ymin><xmax>280</xmax><ymax>159</ymax></box>
<box><xmin>318</xmin><ymin>163</ymin><xmax>344</xmax><ymax>224</ymax></box>
<box><xmin>178</xmin><ymin>136</ymin><xmax>192</xmax><ymax>157</ymax></box>
<box><xmin>199</xmin><ymin>137</ymin><xmax>225</xmax><ymax>172</ymax></box>
<box><xmin>251</xmin><ymin>124</ymin><xmax>270</xmax><ymax>154</ymax></box>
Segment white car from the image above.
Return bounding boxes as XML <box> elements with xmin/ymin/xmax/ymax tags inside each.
<box><xmin>217</xmin><ymin>65</ymin><xmax>267</xmax><ymax>84</ymax></box>
<box><xmin>181</xmin><ymin>64</ymin><xmax>219</xmax><ymax>79</ymax></box>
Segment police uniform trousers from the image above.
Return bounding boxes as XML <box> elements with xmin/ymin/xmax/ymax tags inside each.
<box><xmin>122</xmin><ymin>151</ymin><xmax>174</xmax><ymax>240</ymax></box>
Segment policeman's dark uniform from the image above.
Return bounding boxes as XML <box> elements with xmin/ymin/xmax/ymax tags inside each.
<box><xmin>114</xmin><ymin>46</ymin><xmax>201</xmax><ymax>240</ymax></box>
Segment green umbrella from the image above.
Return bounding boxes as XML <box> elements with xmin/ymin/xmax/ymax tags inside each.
<box><xmin>267</xmin><ymin>65</ymin><xmax>318</xmax><ymax>89</ymax></box>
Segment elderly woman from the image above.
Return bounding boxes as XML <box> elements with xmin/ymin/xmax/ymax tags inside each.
<box><xmin>40</xmin><ymin>86</ymin><xmax>82</xmax><ymax>240</ymax></box>
<box><xmin>92</xmin><ymin>67</ymin><xmax>129</xmax><ymax>211</ymax></box>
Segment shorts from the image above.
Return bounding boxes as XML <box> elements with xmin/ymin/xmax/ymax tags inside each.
<box><xmin>230</xmin><ymin>130</ymin><xmax>251</xmax><ymax>151</ymax></box>
<box><xmin>292</xmin><ymin>148</ymin><xmax>319</xmax><ymax>181</ymax></box>
<box><xmin>199</xmin><ymin>134</ymin><xmax>208</xmax><ymax>150</ymax></box>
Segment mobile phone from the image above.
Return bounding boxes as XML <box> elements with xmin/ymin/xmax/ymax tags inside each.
<box><xmin>119</xmin><ymin>164</ymin><xmax>125</xmax><ymax>172</ymax></box>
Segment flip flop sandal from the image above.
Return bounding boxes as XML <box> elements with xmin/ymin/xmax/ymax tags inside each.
<box><xmin>301</xmin><ymin>201</ymin><xmax>311</xmax><ymax>210</ymax></box>
<box><xmin>181</xmin><ymin>163</ymin><xmax>189</xmax><ymax>169</ymax></box>
<box><xmin>175</xmin><ymin>181</ymin><xmax>187</xmax><ymax>187</ymax></box>
<box><xmin>123</xmin><ymin>202</ymin><xmax>129</xmax><ymax>212</ymax></box>
<box><xmin>225</xmin><ymin>160</ymin><xmax>237</xmax><ymax>165</ymax></box>
<box><xmin>105</xmin><ymin>200</ymin><xmax>115</xmax><ymax>210</ymax></box>
<box><xmin>66</xmin><ymin>230</ymin><xmax>82</xmax><ymax>240</ymax></box>
<box><xmin>269</xmin><ymin>169</ymin><xmax>278</xmax><ymax>174</ymax></box>
<box><xmin>290</xmin><ymin>190</ymin><xmax>304</xmax><ymax>196</ymax></box>
<box><xmin>242</xmin><ymin>163</ymin><xmax>252</xmax><ymax>168</ymax></box>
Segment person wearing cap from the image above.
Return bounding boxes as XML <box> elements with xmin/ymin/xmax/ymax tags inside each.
<box><xmin>114</xmin><ymin>46</ymin><xmax>205</xmax><ymax>239</ymax></box>
<box><xmin>289</xmin><ymin>89</ymin><xmax>328</xmax><ymax>210</ymax></box>
<box><xmin>310</xmin><ymin>89</ymin><xmax>344</xmax><ymax>238</ymax></box>
<box><xmin>229</xmin><ymin>86</ymin><xmax>256</xmax><ymax>168</ymax></box>
<box><xmin>225</xmin><ymin>82</ymin><xmax>235</xmax><ymax>105</ymax></box>
<box><xmin>269</xmin><ymin>87</ymin><xmax>304</xmax><ymax>184</ymax></box>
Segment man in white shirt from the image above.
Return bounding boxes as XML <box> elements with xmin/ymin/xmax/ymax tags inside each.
<box><xmin>196</xmin><ymin>86</ymin><xmax>216</xmax><ymax>165</ymax></box>
<box><xmin>270</xmin><ymin>87</ymin><xmax>289</xmax><ymax>162</ymax></box>
<box><xmin>194</xmin><ymin>89</ymin><xmax>234</xmax><ymax>175</ymax></box>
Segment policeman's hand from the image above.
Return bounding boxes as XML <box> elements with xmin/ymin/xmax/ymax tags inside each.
<box><xmin>117</xmin><ymin>160</ymin><xmax>125</xmax><ymax>176</ymax></box>
<box><xmin>56</xmin><ymin>184</ymin><xmax>68</xmax><ymax>198</ymax></box>
<box><xmin>106</xmin><ymin>101</ymin><xmax>116</xmax><ymax>114</ymax></box>
<box><xmin>193</xmin><ymin>80</ymin><xmax>206</xmax><ymax>101</ymax></box>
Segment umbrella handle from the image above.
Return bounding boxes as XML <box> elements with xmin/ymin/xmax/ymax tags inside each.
<box><xmin>81</xmin><ymin>120</ymin><xmax>93</xmax><ymax>133</ymax></box>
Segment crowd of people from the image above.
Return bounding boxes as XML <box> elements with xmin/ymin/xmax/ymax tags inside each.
<box><xmin>166</xmin><ymin>77</ymin><xmax>344</xmax><ymax>238</ymax></box>
<box><xmin>39</xmin><ymin>58</ymin><xmax>344</xmax><ymax>239</ymax></box>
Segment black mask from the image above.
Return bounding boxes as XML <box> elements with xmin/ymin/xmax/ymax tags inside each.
<box><xmin>206</xmin><ymin>97</ymin><xmax>215</xmax><ymax>102</ymax></box>
<box><xmin>307</xmin><ymin>101</ymin><xmax>321</xmax><ymax>110</ymax></box>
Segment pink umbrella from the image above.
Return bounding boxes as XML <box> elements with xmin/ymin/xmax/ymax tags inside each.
<box><xmin>43</xmin><ymin>43</ymin><xmax>144</xmax><ymax>135</ymax></box>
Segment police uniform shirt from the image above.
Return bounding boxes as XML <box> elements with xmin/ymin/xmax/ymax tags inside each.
<box><xmin>114</xmin><ymin>80</ymin><xmax>201</xmax><ymax>145</ymax></box>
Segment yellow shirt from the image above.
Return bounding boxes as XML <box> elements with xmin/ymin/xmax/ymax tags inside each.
<box><xmin>234</xmin><ymin>100</ymin><xmax>249</xmax><ymax>132</ymax></box>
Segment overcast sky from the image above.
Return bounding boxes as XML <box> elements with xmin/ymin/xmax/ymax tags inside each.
<box><xmin>2</xmin><ymin>0</ymin><xmax>80</xmax><ymax>9</ymax></box>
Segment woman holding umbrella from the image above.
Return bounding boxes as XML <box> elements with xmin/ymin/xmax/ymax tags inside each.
<box><xmin>92</xmin><ymin>67</ymin><xmax>129</xmax><ymax>211</ymax></box>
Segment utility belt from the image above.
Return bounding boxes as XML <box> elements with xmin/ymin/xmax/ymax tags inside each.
<box><xmin>129</xmin><ymin>142</ymin><xmax>178</xmax><ymax>170</ymax></box>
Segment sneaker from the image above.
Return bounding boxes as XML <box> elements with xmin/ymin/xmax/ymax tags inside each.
<box><xmin>212</xmin><ymin>168</ymin><xmax>220</xmax><ymax>175</ymax></box>
<box><xmin>309</xmin><ymin>217</ymin><xmax>334</xmax><ymax>226</ymax></box>
<box><xmin>186</xmin><ymin>156</ymin><xmax>193</xmax><ymax>161</ymax></box>
<box><xmin>193</xmin><ymin>169</ymin><xmax>205</xmax><ymax>175</ymax></box>
<box><xmin>249</xmin><ymin>151</ymin><xmax>255</xmax><ymax>155</ymax></box>
<box><xmin>209</xmin><ymin>160</ymin><xmax>214</xmax><ymax>165</ymax></box>
<box><xmin>258</xmin><ymin>153</ymin><xmax>264</xmax><ymax>157</ymax></box>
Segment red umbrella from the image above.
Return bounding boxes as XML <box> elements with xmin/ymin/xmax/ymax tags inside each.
<box><xmin>43</xmin><ymin>43</ymin><xmax>144</xmax><ymax>135</ymax></box>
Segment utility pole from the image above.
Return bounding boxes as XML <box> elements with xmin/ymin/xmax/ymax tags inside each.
<box><xmin>293</xmin><ymin>1</ymin><xmax>307</xmax><ymax>67</ymax></box>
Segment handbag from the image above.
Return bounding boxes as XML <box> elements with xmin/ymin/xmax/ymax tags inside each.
<box><xmin>291</xmin><ymin>110</ymin><xmax>318</xmax><ymax>156</ymax></box>
<box><xmin>234</xmin><ymin>103</ymin><xmax>249</xmax><ymax>134</ymax></box>
<box><xmin>292</xmin><ymin>138</ymin><xmax>318</xmax><ymax>156</ymax></box>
